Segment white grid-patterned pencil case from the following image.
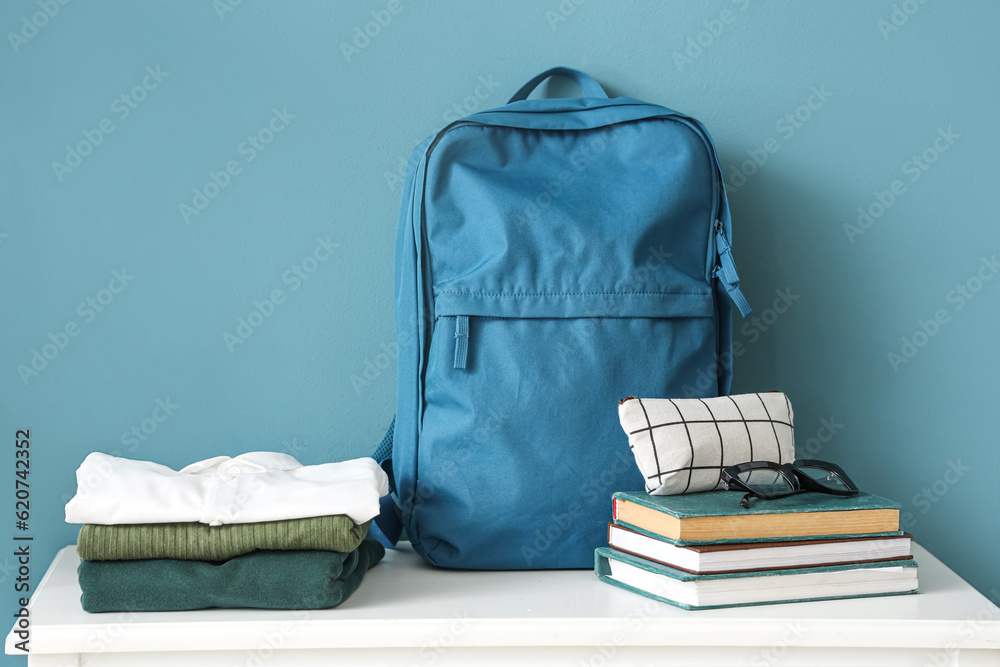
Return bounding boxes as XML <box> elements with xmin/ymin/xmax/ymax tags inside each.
<box><xmin>618</xmin><ymin>392</ymin><xmax>796</xmax><ymax>496</ymax></box>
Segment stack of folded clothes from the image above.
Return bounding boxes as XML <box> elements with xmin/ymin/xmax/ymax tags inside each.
<box><xmin>64</xmin><ymin>451</ymin><xmax>389</xmax><ymax>613</ymax></box>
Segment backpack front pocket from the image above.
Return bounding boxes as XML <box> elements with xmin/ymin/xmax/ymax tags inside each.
<box><xmin>411</xmin><ymin>293</ymin><xmax>719</xmax><ymax>569</ymax></box>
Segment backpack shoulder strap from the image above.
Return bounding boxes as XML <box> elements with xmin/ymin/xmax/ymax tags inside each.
<box><xmin>369</xmin><ymin>417</ymin><xmax>402</xmax><ymax>548</ymax></box>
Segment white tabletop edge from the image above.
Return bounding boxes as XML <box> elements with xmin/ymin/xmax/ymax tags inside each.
<box><xmin>6</xmin><ymin>542</ymin><xmax>1000</xmax><ymax>656</ymax></box>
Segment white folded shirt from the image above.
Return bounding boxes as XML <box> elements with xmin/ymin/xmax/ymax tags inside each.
<box><xmin>64</xmin><ymin>451</ymin><xmax>389</xmax><ymax>526</ymax></box>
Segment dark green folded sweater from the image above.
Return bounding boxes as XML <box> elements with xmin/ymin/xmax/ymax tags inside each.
<box><xmin>77</xmin><ymin>516</ymin><xmax>370</xmax><ymax>561</ymax></box>
<box><xmin>77</xmin><ymin>539</ymin><xmax>385</xmax><ymax>612</ymax></box>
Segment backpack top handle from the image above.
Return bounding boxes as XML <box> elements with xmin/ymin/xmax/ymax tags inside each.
<box><xmin>507</xmin><ymin>67</ymin><xmax>609</xmax><ymax>104</ymax></box>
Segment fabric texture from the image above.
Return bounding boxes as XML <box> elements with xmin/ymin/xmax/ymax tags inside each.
<box><xmin>76</xmin><ymin>516</ymin><xmax>370</xmax><ymax>562</ymax></box>
<box><xmin>77</xmin><ymin>538</ymin><xmax>385</xmax><ymax>612</ymax></box>
<box><xmin>64</xmin><ymin>452</ymin><xmax>388</xmax><ymax>526</ymax></box>
<box><xmin>618</xmin><ymin>393</ymin><xmax>796</xmax><ymax>496</ymax></box>
<box><xmin>385</xmin><ymin>66</ymin><xmax>752</xmax><ymax>569</ymax></box>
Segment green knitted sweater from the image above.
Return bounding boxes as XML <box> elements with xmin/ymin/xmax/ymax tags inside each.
<box><xmin>76</xmin><ymin>516</ymin><xmax>370</xmax><ymax>561</ymax></box>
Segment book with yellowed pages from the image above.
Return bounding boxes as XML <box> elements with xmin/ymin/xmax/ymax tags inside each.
<box><xmin>595</xmin><ymin>547</ymin><xmax>918</xmax><ymax>610</ymax></box>
<box><xmin>612</xmin><ymin>490</ymin><xmax>902</xmax><ymax>545</ymax></box>
<box><xmin>608</xmin><ymin>523</ymin><xmax>913</xmax><ymax>574</ymax></box>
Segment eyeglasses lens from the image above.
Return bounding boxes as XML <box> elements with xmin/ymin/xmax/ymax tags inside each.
<box><xmin>737</xmin><ymin>468</ymin><xmax>794</xmax><ymax>495</ymax></box>
<box><xmin>798</xmin><ymin>465</ymin><xmax>850</xmax><ymax>491</ymax></box>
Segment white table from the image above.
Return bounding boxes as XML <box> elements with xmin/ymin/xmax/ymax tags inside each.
<box><xmin>6</xmin><ymin>542</ymin><xmax>1000</xmax><ymax>666</ymax></box>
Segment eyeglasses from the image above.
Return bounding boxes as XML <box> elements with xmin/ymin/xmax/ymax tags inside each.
<box><xmin>721</xmin><ymin>459</ymin><xmax>859</xmax><ymax>509</ymax></box>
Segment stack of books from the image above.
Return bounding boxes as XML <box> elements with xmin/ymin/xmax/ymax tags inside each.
<box><xmin>595</xmin><ymin>491</ymin><xmax>918</xmax><ymax>610</ymax></box>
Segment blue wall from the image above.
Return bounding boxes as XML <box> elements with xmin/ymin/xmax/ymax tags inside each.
<box><xmin>1</xmin><ymin>0</ymin><xmax>997</xmax><ymax>658</ymax></box>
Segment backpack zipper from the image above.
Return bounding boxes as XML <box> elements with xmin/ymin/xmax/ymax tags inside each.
<box><xmin>446</xmin><ymin>221</ymin><xmax>752</xmax><ymax>373</ymax></box>
<box><xmin>713</xmin><ymin>220</ymin><xmax>752</xmax><ymax>317</ymax></box>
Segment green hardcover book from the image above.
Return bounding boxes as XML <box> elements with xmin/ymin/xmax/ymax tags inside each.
<box><xmin>613</xmin><ymin>490</ymin><xmax>903</xmax><ymax>545</ymax></box>
<box><xmin>595</xmin><ymin>547</ymin><xmax>919</xmax><ymax>610</ymax></box>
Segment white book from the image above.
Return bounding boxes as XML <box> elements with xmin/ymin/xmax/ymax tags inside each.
<box><xmin>608</xmin><ymin>523</ymin><xmax>913</xmax><ymax>574</ymax></box>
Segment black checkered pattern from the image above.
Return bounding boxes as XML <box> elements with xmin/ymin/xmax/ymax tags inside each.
<box><xmin>618</xmin><ymin>392</ymin><xmax>796</xmax><ymax>495</ymax></box>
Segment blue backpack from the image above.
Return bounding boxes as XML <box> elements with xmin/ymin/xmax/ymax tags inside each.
<box><xmin>373</xmin><ymin>67</ymin><xmax>751</xmax><ymax>569</ymax></box>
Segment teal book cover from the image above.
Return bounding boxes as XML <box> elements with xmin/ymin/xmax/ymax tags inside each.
<box><xmin>613</xmin><ymin>490</ymin><xmax>904</xmax><ymax>545</ymax></box>
<box><xmin>595</xmin><ymin>547</ymin><xmax>919</xmax><ymax>610</ymax></box>
<box><xmin>613</xmin><ymin>490</ymin><xmax>901</xmax><ymax>519</ymax></box>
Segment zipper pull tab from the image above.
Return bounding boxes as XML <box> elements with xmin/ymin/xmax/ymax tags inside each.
<box><xmin>714</xmin><ymin>222</ymin><xmax>752</xmax><ymax>317</ymax></box>
<box><xmin>453</xmin><ymin>315</ymin><xmax>469</xmax><ymax>370</ymax></box>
